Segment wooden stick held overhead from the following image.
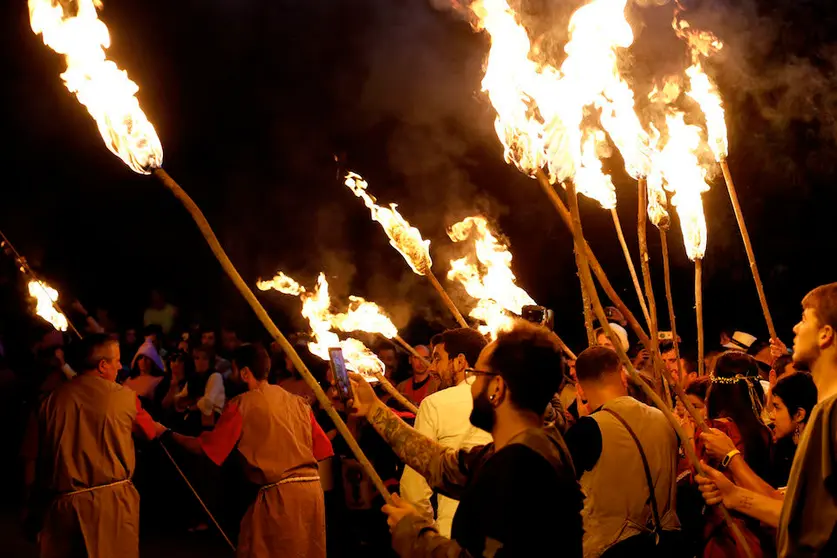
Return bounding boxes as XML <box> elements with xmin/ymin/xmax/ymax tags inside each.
<box><xmin>152</xmin><ymin>168</ymin><xmax>392</xmax><ymax>503</ymax></box>
<box><xmin>564</xmin><ymin>180</ymin><xmax>754</xmax><ymax>558</ymax></box>
<box><xmin>534</xmin><ymin>171</ymin><xmax>720</xmax><ymax>428</ymax></box>
<box><xmin>660</xmin><ymin>229</ymin><xmax>684</xmax><ymax>390</ymax></box>
<box><xmin>696</xmin><ymin>258</ymin><xmax>705</xmax><ymax>377</ymax></box>
<box><xmin>426</xmin><ymin>271</ymin><xmax>469</xmax><ymax>328</ymax></box>
<box><xmin>575</xmin><ymin>246</ymin><xmax>596</xmax><ymax>345</ymax></box>
<box><xmin>372</xmin><ymin>372</ymin><xmax>419</xmax><ymax>415</ymax></box>
<box><xmin>637</xmin><ymin>179</ymin><xmax>660</xmax><ymax>352</ymax></box>
<box><xmin>0</xmin><ymin>228</ymin><xmax>83</xmax><ymax>339</ymax></box>
<box><xmin>611</xmin><ymin>207</ymin><xmax>652</xmax><ymax>331</ymax></box>
<box><xmin>720</xmin><ymin>159</ymin><xmax>777</xmax><ymax>340</ymax></box>
<box><xmin>393</xmin><ymin>334</ymin><xmax>431</xmax><ymax>367</ymax></box>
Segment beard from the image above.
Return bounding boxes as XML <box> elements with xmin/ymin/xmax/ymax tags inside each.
<box><xmin>469</xmin><ymin>384</ymin><xmax>496</xmax><ymax>432</ymax></box>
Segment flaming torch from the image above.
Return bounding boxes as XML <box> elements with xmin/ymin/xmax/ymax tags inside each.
<box><xmin>28</xmin><ymin>280</ymin><xmax>69</xmax><ymax>333</ymax></box>
<box><xmin>0</xmin><ymin>228</ymin><xmax>80</xmax><ymax>337</ymax></box>
<box><xmin>344</xmin><ymin>172</ymin><xmax>469</xmax><ymax>328</ymax></box>
<box><xmin>257</xmin><ymin>272</ymin><xmax>420</xmax><ymax>414</ymax></box>
<box><xmin>471</xmin><ymin>0</ymin><xmax>655</xmax><ymax>337</ymax></box>
<box><xmin>676</xmin><ymin>17</ymin><xmax>777</xmax><ymax>341</ymax></box>
<box><xmin>650</xmin><ymin>112</ymin><xmax>711</xmax><ymax>376</ymax></box>
<box><xmin>465</xmin><ymin>1</ymin><xmax>751</xmax><ymax>549</ymax></box>
<box><xmin>446</xmin><ymin>216</ymin><xmax>576</xmax><ymax>359</ymax></box>
<box><xmin>30</xmin><ymin>0</ymin><xmax>389</xmax><ymax>504</ymax></box>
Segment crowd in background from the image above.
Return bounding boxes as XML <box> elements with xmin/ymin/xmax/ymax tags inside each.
<box><xmin>5</xmin><ymin>283</ymin><xmax>837</xmax><ymax>557</ymax></box>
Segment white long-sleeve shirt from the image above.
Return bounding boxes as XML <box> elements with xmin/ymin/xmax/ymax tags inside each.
<box><xmin>399</xmin><ymin>381</ymin><xmax>493</xmax><ymax>537</ymax></box>
<box><xmin>175</xmin><ymin>372</ymin><xmax>226</xmax><ymax>416</ymax></box>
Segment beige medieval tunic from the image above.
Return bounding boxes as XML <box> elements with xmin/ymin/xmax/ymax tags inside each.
<box><xmin>35</xmin><ymin>373</ymin><xmax>158</xmax><ymax>558</ymax></box>
<box><xmin>199</xmin><ymin>383</ymin><xmax>333</xmax><ymax>558</ymax></box>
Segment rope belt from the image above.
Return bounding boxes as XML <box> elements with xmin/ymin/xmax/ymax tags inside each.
<box><xmin>62</xmin><ymin>478</ymin><xmax>131</xmax><ymax>497</ymax></box>
<box><xmin>260</xmin><ymin>475</ymin><xmax>320</xmax><ymax>492</ymax></box>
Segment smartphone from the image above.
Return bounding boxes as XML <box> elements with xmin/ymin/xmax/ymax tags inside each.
<box><xmin>658</xmin><ymin>331</ymin><xmax>674</xmax><ymax>342</ymax></box>
<box><xmin>328</xmin><ymin>347</ymin><xmax>352</xmax><ymax>403</ymax></box>
<box><xmin>521</xmin><ymin>305</ymin><xmax>554</xmax><ymax>330</ymax></box>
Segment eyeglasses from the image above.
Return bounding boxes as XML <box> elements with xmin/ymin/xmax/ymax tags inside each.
<box><xmin>464</xmin><ymin>367</ymin><xmax>500</xmax><ymax>385</ymax></box>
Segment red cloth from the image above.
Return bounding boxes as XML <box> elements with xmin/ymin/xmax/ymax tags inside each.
<box><xmin>200</xmin><ymin>402</ymin><xmax>244</xmax><ymax>466</ymax></box>
<box><xmin>133</xmin><ymin>397</ymin><xmax>158</xmax><ymax>441</ymax></box>
<box><xmin>694</xmin><ymin>419</ymin><xmax>769</xmax><ymax>558</ymax></box>
<box><xmin>310</xmin><ymin>411</ymin><xmax>334</xmax><ymax>461</ymax></box>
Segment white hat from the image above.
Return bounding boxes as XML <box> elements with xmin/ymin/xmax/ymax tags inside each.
<box><xmin>722</xmin><ymin>331</ymin><xmax>757</xmax><ymax>352</ymax></box>
<box><xmin>609</xmin><ymin>323</ymin><xmax>630</xmax><ymax>351</ymax></box>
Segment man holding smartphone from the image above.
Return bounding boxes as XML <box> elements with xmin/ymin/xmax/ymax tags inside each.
<box><xmin>351</xmin><ymin>321</ymin><xmax>584</xmax><ymax>557</ymax></box>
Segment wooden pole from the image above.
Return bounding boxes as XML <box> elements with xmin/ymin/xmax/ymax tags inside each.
<box><xmin>575</xmin><ymin>246</ymin><xmax>596</xmax><ymax>345</ymax></box>
<box><xmin>555</xmin><ymin>334</ymin><xmax>578</xmax><ymax>361</ymax></box>
<box><xmin>536</xmin><ymin>171</ymin><xmax>647</xmax><ymax>351</ymax></box>
<box><xmin>393</xmin><ymin>334</ymin><xmax>431</xmax><ymax>367</ymax></box>
<box><xmin>637</xmin><ymin>179</ymin><xmax>660</xmax><ymax>351</ymax></box>
<box><xmin>153</xmin><ymin>168</ymin><xmax>391</xmax><ymax>503</ymax></box>
<box><xmin>696</xmin><ymin>258</ymin><xmax>705</xmax><ymax>378</ymax></box>
<box><xmin>0</xmin><ymin>228</ymin><xmax>83</xmax><ymax>339</ymax></box>
<box><xmin>638</xmin><ymin>179</ymin><xmax>671</xmax><ymax>404</ymax></box>
<box><xmin>611</xmin><ymin>207</ymin><xmax>652</xmax><ymax>331</ymax></box>
<box><xmin>660</xmin><ymin>228</ymin><xmax>684</xmax><ymax>390</ymax></box>
<box><xmin>372</xmin><ymin>372</ymin><xmax>419</xmax><ymax>415</ymax></box>
<box><xmin>565</xmin><ymin>179</ymin><xmax>754</xmax><ymax>558</ymax></box>
<box><xmin>425</xmin><ymin>271</ymin><xmax>469</xmax><ymax>328</ymax></box>
<box><xmin>719</xmin><ymin>159</ymin><xmax>777</xmax><ymax>340</ymax></box>
<box><xmin>534</xmin><ymin>171</ymin><xmax>718</xmax><ymax>425</ymax></box>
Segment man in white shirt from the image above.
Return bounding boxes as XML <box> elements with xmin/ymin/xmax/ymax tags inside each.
<box><xmin>399</xmin><ymin>328</ymin><xmax>492</xmax><ymax>537</ymax></box>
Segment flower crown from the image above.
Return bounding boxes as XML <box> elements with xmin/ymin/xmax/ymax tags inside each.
<box><xmin>709</xmin><ymin>374</ymin><xmax>747</xmax><ymax>385</ymax></box>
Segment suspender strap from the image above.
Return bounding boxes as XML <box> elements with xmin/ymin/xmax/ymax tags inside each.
<box><xmin>601</xmin><ymin>408</ymin><xmax>662</xmax><ymax>538</ymax></box>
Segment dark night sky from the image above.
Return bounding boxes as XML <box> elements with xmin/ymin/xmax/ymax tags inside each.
<box><xmin>2</xmin><ymin>0</ymin><xmax>837</xmax><ymax>355</ymax></box>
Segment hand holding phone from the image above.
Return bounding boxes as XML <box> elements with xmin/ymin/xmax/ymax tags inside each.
<box><xmin>328</xmin><ymin>348</ymin><xmax>352</xmax><ymax>404</ymax></box>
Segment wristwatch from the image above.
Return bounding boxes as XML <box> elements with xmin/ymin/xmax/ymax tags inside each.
<box><xmin>720</xmin><ymin>449</ymin><xmax>741</xmax><ymax>469</ymax></box>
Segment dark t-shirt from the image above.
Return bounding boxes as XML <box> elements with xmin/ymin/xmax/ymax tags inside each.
<box><xmin>563</xmin><ymin>414</ymin><xmax>603</xmax><ymax>477</ymax></box>
<box><xmin>450</xmin><ymin>430</ymin><xmax>584</xmax><ymax>557</ymax></box>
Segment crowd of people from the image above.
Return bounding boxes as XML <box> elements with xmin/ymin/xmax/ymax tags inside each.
<box><xmin>7</xmin><ymin>282</ymin><xmax>837</xmax><ymax>557</ymax></box>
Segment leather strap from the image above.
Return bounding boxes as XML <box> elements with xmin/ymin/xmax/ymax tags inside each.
<box><xmin>601</xmin><ymin>407</ymin><xmax>662</xmax><ymax>539</ymax></box>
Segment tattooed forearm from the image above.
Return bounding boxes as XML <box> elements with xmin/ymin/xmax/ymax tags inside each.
<box><xmin>738</xmin><ymin>494</ymin><xmax>754</xmax><ymax>512</ymax></box>
<box><xmin>369</xmin><ymin>403</ymin><xmax>442</xmax><ymax>477</ymax></box>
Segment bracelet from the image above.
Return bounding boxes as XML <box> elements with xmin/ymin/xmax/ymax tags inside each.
<box><xmin>720</xmin><ymin>449</ymin><xmax>741</xmax><ymax>469</ymax></box>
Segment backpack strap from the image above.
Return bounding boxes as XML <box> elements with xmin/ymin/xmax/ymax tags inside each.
<box><xmin>601</xmin><ymin>407</ymin><xmax>662</xmax><ymax>540</ymax></box>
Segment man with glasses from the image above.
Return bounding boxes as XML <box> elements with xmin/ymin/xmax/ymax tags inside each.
<box><xmin>352</xmin><ymin>321</ymin><xmax>583</xmax><ymax>557</ymax></box>
<box><xmin>398</xmin><ymin>328</ymin><xmax>492</xmax><ymax>538</ymax></box>
<box><xmin>27</xmin><ymin>333</ymin><xmax>167</xmax><ymax>558</ymax></box>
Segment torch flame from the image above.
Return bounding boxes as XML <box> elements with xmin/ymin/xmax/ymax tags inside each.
<box><xmin>675</xmin><ymin>17</ymin><xmax>728</xmax><ymax>162</ymax></box>
<box><xmin>332</xmin><ymin>297</ymin><xmax>399</xmax><ymax>340</ymax></box>
<box><xmin>470</xmin><ymin>0</ymin><xmax>651</xmax><ymax>209</ymax></box>
<box><xmin>258</xmin><ymin>272</ymin><xmax>385</xmax><ymax>377</ymax></box>
<box><xmin>685</xmin><ymin>62</ymin><xmax>728</xmax><ymax>162</ymax></box>
<box><xmin>649</xmin><ymin>114</ymin><xmax>710</xmax><ymax>260</ymax></box>
<box><xmin>256</xmin><ymin>272</ymin><xmax>305</xmax><ymax>296</ymax></box>
<box><xmin>447</xmin><ymin>216</ymin><xmax>535</xmax><ymax>337</ymax></box>
<box><xmin>28</xmin><ymin>280</ymin><xmax>68</xmax><ymax>332</ymax></box>
<box><xmin>29</xmin><ymin>0</ymin><xmax>162</xmax><ymax>174</ymax></box>
<box><xmin>344</xmin><ymin>172</ymin><xmax>432</xmax><ymax>275</ymax></box>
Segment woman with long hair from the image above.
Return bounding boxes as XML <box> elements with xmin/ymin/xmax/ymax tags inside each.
<box><xmin>686</xmin><ymin>351</ymin><xmax>774</xmax><ymax>558</ymax></box>
<box><xmin>702</xmin><ymin>371</ymin><xmax>818</xmax><ymax>490</ymax></box>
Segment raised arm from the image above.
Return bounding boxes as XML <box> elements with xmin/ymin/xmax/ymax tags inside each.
<box><xmin>367</xmin><ymin>399</ymin><xmax>468</xmax><ymax>493</ymax></box>
<box><xmin>350</xmin><ymin>374</ymin><xmax>474</xmax><ymax>495</ymax></box>
<box><xmin>697</xmin><ymin>461</ymin><xmax>783</xmax><ymax>527</ymax></box>
<box><xmin>699</xmin><ymin>428</ymin><xmax>782</xmax><ymax>498</ymax></box>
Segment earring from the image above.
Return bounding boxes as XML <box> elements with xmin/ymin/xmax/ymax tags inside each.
<box><xmin>489</xmin><ymin>394</ymin><xmax>495</xmax><ymax>401</ymax></box>
<box><xmin>794</xmin><ymin>423</ymin><xmax>802</xmax><ymax>444</ymax></box>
